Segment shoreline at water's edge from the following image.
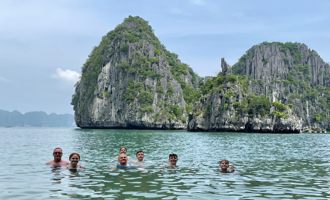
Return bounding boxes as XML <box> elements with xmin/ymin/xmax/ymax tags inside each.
<box><xmin>75</xmin><ymin>126</ymin><xmax>329</xmax><ymax>134</ymax></box>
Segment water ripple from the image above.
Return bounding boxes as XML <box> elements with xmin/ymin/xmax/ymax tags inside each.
<box><xmin>0</xmin><ymin>128</ymin><xmax>329</xmax><ymax>199</ymax></box>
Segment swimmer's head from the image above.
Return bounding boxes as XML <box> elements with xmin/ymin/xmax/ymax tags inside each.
<box><xmin>53</xmin><ymin>147</ymin><xmax>63</xmax><ymax>161</ymax></box>
<box><xmin>136</xmin><ymin>150</ymin><xmax>144</xmax><ymax>162</ymax></box>
<box><xmin>118</xmin><ymin>153</ymin><xmax>128</xmax><ymax>165</ymax></box>
<box><xmin>168</xmin><ymin>153</ymin><xmax>178</xmax><ymax>166</ymax></box>
<box><xmin>119</xmin><ymin>146</ymin><xmax>127</xmax><ymax>154</ymax></box>
<box><xmin>219</xmin><ymin>159</ymin><xmax>229</xmax><ymax>171</ymax></box>
<box><xmin>69</xmin><ymin>152</ymin><xmax>80</xmax><ymax>161</ymax></box>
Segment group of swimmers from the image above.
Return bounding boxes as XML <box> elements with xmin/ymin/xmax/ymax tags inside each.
<box><xmin>47</xmin><ymin>146</ymin><xmax>235</xmax><ymax>173</ymax></box>
<box><xmin>46</xmin><ymin>147</ymin><xmax>83</xmax><ymax>171</ymax></box>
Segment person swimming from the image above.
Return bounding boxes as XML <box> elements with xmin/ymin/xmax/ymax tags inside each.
<box><xmin>130</xmin><ymin>150</ymin><xmax>146</xmax><ymax>168</ymax></box>
<box><xmin>113</xmin><ymin>146</ymin><xmax>131</xmax><ymax>162</ymax></box>
<box><xmin>135</xmin><ymin>150</ymin><xmax>144</xmax><ymax>162</ymax></box>
<box><xmin>67</xmin><ymin>152</ymin><xmax>84</xmax><ymax>172</ymax></box>
<box><xmin>219</xmin><ymin>159</ymin><xmax>235</xmax><ymax>173</ymax></box>
<box><xmin>116</xmin><ymin>153</ymin><xmax>130</xmax><ymax>169</ymax></box>
<box><xmin>119</xmin><ymin>146</ymin><xmax>128</xmax><ymax>154</ymax></box>
<box><xmin>46</xmin><ymin>147</ymin><xmax>69</xmax><ymax>168</ymax></box>
<box><xmin>168</xmin><ymin>153</ymin><xmax>178</xmax><ymax>168</ymax></box>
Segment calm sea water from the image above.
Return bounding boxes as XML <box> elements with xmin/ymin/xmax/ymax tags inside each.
<box><xmin>0</xmin><ymin>128</ymin><xmax>329</xmax><ymax>200</ymax></box>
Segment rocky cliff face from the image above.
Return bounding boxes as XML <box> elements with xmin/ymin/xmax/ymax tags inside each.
<box><xmin>72</xmin><ymin>16</ymin><xmax>200</xmax><ymax>129</ymax></box>
<box><xmin>72</xmin><ymin>17</ymin><xmax>330</xmax><ymax>132</ymax></box>
<box><xmin>187</xmin><ymin>72</ymin><xmax>303</xmax><ymax>133</ymax></box>
<box><xmin>188</xmin><ymin>42</ymin><xmax>330</xmax><ymax>132</ymax></box>
<box><xmin>232</xmin><ymin>42</ymin><xmax>330</xmax><ymax>87</ymax></box>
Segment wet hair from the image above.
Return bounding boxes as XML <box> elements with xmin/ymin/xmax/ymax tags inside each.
<box><xmin>119</xmin><ymin>146</ymin><xmax>127</xmax><ymax>152</ymax></box>
<box><xmin>53</xmin><ymin>147</ymin><xmax>63</xmax><ymax>153</ymax></box>
<box><xmin>136</xmin><ymin>150</ymin><xmax>144</xmax><ymax>155</ymax></box>
<box><xmin>219</xmin><ymin>159</ymin><xmax>229</xmax><ymax>164</ymax></box>
<box><xmin>69</xmin><ymin>152</ymin><xmax>80</xmax><ymax>160</ymax></box>
<box><xmin>169</xmin><ymin>153</ymin><xmax>178</xmax><ymax>159</ymax></box>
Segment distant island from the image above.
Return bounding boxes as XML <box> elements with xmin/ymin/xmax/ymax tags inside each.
<box><xmin>0</xmin><ymin>109</ymin><xmax>75</xmax><ymax>127</ymax></box>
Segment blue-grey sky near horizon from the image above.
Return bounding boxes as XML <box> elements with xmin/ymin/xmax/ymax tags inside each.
<box><xmin>0</xmin><ymin>0</ymin><xmax>329</xmax><ymax>114</ymax></box>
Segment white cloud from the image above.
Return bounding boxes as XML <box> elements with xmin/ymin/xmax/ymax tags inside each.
<box><xmin>53</xmin><ymin>68</ymin><xmax>80</xmax><ymax>83</ymax></box>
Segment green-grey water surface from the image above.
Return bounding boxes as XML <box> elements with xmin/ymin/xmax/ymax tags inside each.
<box><xmin>0</xmin><ymin>128</ymin><xmax>329</xmax><ymax>199</ymax></box>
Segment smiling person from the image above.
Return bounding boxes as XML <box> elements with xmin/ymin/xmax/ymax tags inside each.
<box><xmin>136</xmin><ymin>150</ymin><xmax>144</xmax><ymax>162</ymax></box>
<box><xmin>131</xmin><ymin>150</ymin><xmax>145</xmax><ymax>168</ymax></box>
<box><xmin>67</xmin><ymin>152</ymin><xmax>84</xmax><ymax>171</ymax></box>
<box><xmin>116</xmin><ymin>153</ymin><xmax>130</xmax><ymax>169</ymax></box>
<box><xmin>219</xmin><ymin>159</ymin><xmax>235</xmax><ymax>173</ymax></box>
<box><xmin>47</xmin><ymin>147</ymin><xmax>69</xmax><ymax>167</ymax></box>
<box><xmin>168</xmin><ymin>153</ymin><xmax>178</xmax><ymax>168</ymax></box>
<box><xmin>119</xmin><ymin>146</ymin><xmax>128</xmax><ymax>154</ymax></box>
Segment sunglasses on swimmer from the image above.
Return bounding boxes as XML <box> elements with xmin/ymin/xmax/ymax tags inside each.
<box><xmin>53</xmin><ymin>152</ymin><xmax>62</xmax><ymax>155</ymax></box>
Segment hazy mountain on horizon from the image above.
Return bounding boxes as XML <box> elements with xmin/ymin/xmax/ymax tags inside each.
<box><xmin>0</xmin><ymin>109</ymin><xmax>75</xmax><ymax>127</ymax></box>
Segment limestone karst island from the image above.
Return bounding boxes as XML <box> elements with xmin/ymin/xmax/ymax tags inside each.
<box><xmin>71</xmin><ymin>16</ymin><xmax>330</xmax><ymax>133</ymax></box>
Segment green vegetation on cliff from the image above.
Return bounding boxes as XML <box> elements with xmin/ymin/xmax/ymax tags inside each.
<box><xmin>199</xmin><ymin>74</ymin><xmax>272</xmax><ymax>118</ymax></box>
<box><xmin>72</xmin><ymin>16</ymin><xmax>202</xmax><ymax>128</ymax></box>
<box><xmin>228</xmin><ymin>42</ymin><xmax>330</xmax><ymax>128</ymax></box>
<box><xmin>73</xmin><ymin>16</ymin><xmax>330</xmax><ymax>131</ymax></box>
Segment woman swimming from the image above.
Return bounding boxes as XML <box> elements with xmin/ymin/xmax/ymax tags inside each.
<box><xmin>67</xmin><ymin>152</ymin><xmax>84</xmax><ymax>171</ymax></box>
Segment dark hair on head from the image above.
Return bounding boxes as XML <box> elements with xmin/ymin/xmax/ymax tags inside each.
<box><xmin>119</xmin><ymin>146</ymin><xmax>127</xmax><ymax>151</ymax></box>
<box><xmin>136</xmin><ymin>150</ymin><xmax>144</xmax><ymax>155</ymax></box>
<box><xmin>69</xmin><ymin>152</ymin><xmax>80</xmax><ymax>160</ymax></box>
<box><xmin>219</xmin><ymin>159</ymin><xmax>229</xmax><ymax>164</ymax></box>
<box><xmin>169</xmin><ymin>153</ymin><xmax>178</xmax><ymax>159</ymax></box>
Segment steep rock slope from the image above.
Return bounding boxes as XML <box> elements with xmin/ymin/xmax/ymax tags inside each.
<box><xmin>72</xmin><ymin>16</ymin><xmax>200</xmax><ymax>129</ymax></box>
<box><xmin>188</xmin><ymin>42</ymin><xmax>330</xmax><ymax>132</ymax></box>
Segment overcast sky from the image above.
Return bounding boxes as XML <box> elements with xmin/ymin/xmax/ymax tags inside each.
<box><xmin>0</xmin><ymin>0</ymin><xmax>329</xmax><ymax>114</ymax></box>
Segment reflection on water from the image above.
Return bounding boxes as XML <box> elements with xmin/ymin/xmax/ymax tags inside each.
<box><xmin>0</xmin><ymin>128</ymin><xmax>329</xmax><ymax>199</ymax></box>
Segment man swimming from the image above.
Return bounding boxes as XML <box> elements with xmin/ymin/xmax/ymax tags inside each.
<box><xmin>168</xmin><ymin>153</ymin><xmax>178</xmax><ymax>168</ymax></box>
<box><xmin>136</xmin><ymin>150</ymin><xmax>144</xmax><ymax>162</ymax></box>
<box><xmin>219</xmin><ymin>159</ymin><xmax>235</xmax><ymax>173</ymax></box>
<box><xmin>47</xmin><ymin>147</ymin><xmax>69</xmax><ymax>167</ymax></box>
<box><xmin>132</xmin><ymin>150</ymin><xmax>145</xmax><ymax>168</ymax></box>
<box><xmin>119</xmin><ymin>146</ymin><xmax>128</xmax><ymax>154</ymax></box>
<box><xmin>116</xmin><ymin>153</ymin><xmax>129</xmax><ymax>169</ymax></box>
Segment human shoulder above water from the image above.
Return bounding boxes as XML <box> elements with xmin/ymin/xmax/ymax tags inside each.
<box><xmin>46</xmin><ymin>147</ymin><xmax>69</xmax><ymax>167</ymax></box>
<box><xmin>219</xmin><ymin>159</ymin><xmax>235</xmax><ymax>173</ymax></box>
<box><xmin>131</xmin><ymin>150</ymin><xmax>150</xmax><ymax>169</ymax></box>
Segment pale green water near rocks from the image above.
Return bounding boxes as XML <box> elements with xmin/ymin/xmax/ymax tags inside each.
<box><xmin>0</xmin><ymin>128</ymin><xmax>329</xmax><ymax>199</ymax></box>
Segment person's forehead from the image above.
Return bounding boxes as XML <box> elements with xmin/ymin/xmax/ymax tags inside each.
<box><xmin>53</xmin><ymin>148</ymin><xmax>62</xmax><ymax>152</ymax></box>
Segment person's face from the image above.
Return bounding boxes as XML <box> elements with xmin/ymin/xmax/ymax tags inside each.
<box><xmin>220</xmin><ymin>161</ymin><xmax>229</xmax><ymax>171</ymax></box>
<box><xmin>118</xmin><ymin>154</ymin><xmax>128</xmax><ymax>165</ymax></box>
<box><xmin>120</xmin><ymin>148</ymin><xmax>127</xmax><ymax>154</ymax></box>
<box><xmin>70</xmin><ymin>154</ymin><xmax>80</xmax><ymax>165</ymax></box>
<box><xmin>169</xmin><ymin>156</ymin><xmax>178</xmax><ymax>166</ymax></box>
<box><xmin>136</xmin><ymin>152</ymin><xmax>144</xmax><ymax>162</ymax></box>
<box><xmin>53</xmin><ymin>149</ymin><xmax>63</xmax><ymax>161</ymax></box>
